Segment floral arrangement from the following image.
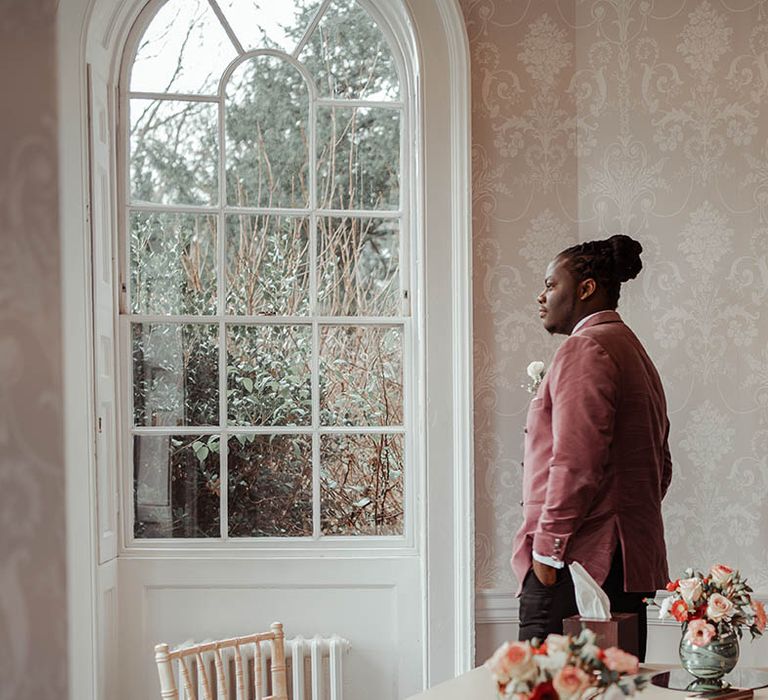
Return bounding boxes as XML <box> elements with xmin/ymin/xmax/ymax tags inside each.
<box><xmin>525</xmin><ymin>361</ymin><xmax>546</xmax><ymax>394</ymax></box>
<box><xmin>658</xmin><ymin>564</ymin><xmax>766</xmax><ymax>645</ymax></box>
<box><xmin>486</xmin><ymin>628</ymin><xmax>648</xmax><ymax>700</ymax></box>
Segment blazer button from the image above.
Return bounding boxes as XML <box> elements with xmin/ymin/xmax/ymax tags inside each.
<box><xmin>523</xmin><ymin>428</ymin><xmax>528</xmax><ymax>434</ymax></box>
<box><xmin>519</xmin><ymin>500</ymin><xmax>524</xmax><ymax>507</ymax></box>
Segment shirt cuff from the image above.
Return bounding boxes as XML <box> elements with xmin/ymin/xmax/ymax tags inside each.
<box><xmin>533</xmin><ymin>551</ymin><xmax>565</xmax><ymax>569</ymax></box>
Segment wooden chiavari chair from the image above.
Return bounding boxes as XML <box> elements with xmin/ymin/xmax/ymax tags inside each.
<box><xmin>154</xmin><ymin>621</ymin><xmax>288</xmax><ymax>700</ymax></box>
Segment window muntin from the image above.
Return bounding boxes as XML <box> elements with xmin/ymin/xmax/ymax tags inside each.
<box><xmin>124</xmin><ymin>0</ymin><xmax>408</xmax><ymax>542</ymax></box>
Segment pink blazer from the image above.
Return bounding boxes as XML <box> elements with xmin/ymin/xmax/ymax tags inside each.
<box><xmin>511</xmin><ymin>311</ymin><xmax>672</xmax><ymax>594</ymax></box>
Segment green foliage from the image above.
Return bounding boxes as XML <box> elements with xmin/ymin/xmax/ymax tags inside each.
<box><xmin>131</xmin><ymin>0</ymin><xmax>404</xmax><ymax>540</ymax></box>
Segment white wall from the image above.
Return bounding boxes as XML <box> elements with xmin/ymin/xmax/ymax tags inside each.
<box><xmin>0</xmin><ymin>2</ymin><xmax>67</xmax><ymax>699</ymax></box>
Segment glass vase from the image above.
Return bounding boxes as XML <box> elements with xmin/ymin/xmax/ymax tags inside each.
<box><xmin>679</xmin><ymin>624</ymin><xmax>739</xmax><ymax>690</ymax></box>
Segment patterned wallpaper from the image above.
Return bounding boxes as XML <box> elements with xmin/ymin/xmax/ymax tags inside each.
<box><xmin>0</xmin><ymin>1</ymin><xmax>67</xmax><ymax>698</ymax></box>
<box><xmin>460</xmin><ymin>0</ymin><xmax>768</xmax><ymax>595</ymax></box>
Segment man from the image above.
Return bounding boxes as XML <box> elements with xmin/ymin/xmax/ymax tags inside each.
<box><xmin>511</xmin><ymin>234</ymin><xmax>672</xmax><ymax>661</ymax></box>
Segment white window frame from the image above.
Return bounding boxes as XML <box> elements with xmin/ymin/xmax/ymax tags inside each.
<box><xmin>118</xmin><ymin>0</ymin><xmax>419</xmax><ymax>553</ymax></box>
<box><xmin>61</xmin><ymin>1</ymin><xmax>473</xmax><ymax>697</ymax></box>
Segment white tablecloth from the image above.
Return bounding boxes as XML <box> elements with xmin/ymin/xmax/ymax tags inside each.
<box><xmin>406</xmin><ymin>666</ymin><xmax>768</xmax><ymax>700</ymax></box>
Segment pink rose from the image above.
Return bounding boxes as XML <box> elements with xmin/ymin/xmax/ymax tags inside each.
<box><xmin>553</xmin><ymin>665</ymin><xmax>592</xmax><ymax>700</ymax></box>
<box><xmin>752</xmin><ymin>601</ymin><xmax>766</xmax><ymax>633</ymax></box>
<box><xmin>709</xmin><ymin>564</ymin><xmax>734</xmax><ymax>585</ymax></box>
<box><xmin>486</xmin><ymin>641</ymin><xmax>537</xmax><ymax>684</ymax></box>
<box><xmin>602</xmin><ymin>647</ymin><xmax>639</xmax><ymax>674</ymax></box>
<box><xmin>678</xmin><ymin>577</ymin><xmax>703</xmax><ymax>604</ymax></box>
<box><xmin>686</xmin><ymin>619</ymin><xmax>716</xmax><ymax>647</ymax></box>
<box><xmin>707</xmin><ymin>593</ymin><xmax>735</xmax><ymax>622</ymax></box>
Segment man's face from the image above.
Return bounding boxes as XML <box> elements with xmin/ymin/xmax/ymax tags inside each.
<box><xmin>537</xmin><ymin>257</ymin><xmax>580</xmax><ymax>335</ymax></box>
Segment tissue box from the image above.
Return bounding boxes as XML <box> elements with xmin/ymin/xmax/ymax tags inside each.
<box><xmin>562</xmin><ymin>613</ymin><xmax>639</xmax><ymax>657</ymax></box>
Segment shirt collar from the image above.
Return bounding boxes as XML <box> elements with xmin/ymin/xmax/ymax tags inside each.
<box><xmin>571</xmin><ymin>310</ymin><xmax>621</xmax><ymax>334</ymax></box>
<box><xmin>571</xmin><ymin>312</ymin><xmax>602</xmax><ymax>335</ymax></box>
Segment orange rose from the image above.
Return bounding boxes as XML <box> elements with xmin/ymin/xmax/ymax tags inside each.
<box><xmin>671</xmin><ymin>599</ymin><xmax>689</xmax><ymax>622</ymax></box>
<box><xmin>753</xmin><ymin>601</ymin><xmax>766</xmax><ymax>633</ymax></box>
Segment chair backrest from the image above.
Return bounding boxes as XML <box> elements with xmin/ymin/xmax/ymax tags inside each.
<box><xmin>154</xmin><ymin>621</ymin><xmax>288</xmax><ymax>700</ymax></box>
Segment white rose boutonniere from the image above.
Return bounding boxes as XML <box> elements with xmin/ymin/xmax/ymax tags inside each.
<box><xmin>525</xmin><ymin>361</ymin><xmax>546</xmax><ymax>394</ymax></box>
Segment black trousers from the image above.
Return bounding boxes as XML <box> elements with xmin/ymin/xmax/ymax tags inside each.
<box><xmin>518</xmin><ymin>547</ymin><xmax>653</xmax><ymax>661</ymax></box>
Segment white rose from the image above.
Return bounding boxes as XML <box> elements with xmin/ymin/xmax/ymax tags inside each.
<box><xmin>544</xmin><ymin>634</ymin><xmax>570</xmax><ymax>653</ymax></box>
<box><xmin>536</xmin><ymin>649</ymin><xmax>568</xmax><ymax>673</ymax></box>
<box><xmin>527</xmin><ymin>361</ymin><xmax>545</xmax><ymax>380</ymax></box>
<box><xmin>707</xmin><ymin>593</ymin><xmax>735</xmax><ymax>622</ymax></box>
<box><xmin>659</xmin><ymin>595</ymin><xmax>674</xmax><ymax>620</ymax></box>
<box><xmin>678</xmin><ymin>577</ymin><xmax>703</xmax><ymax>605</ymax></box>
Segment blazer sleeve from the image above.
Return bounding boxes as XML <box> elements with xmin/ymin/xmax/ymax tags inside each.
<box><xmin>532</xmin><ymin>334</ymin><xmax>619</xmax><ymax>562</ymax></box>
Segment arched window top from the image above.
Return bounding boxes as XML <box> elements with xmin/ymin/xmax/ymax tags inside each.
<box><xmin>129</xmin><ymin>0</ymin><xmax>401</xmax><ymax>101</ymax></box>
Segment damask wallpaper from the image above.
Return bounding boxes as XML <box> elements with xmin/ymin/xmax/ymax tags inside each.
<box><xmin>460</xmin><ymin>0</ymin><xmax>768</xmax><ymax>597</ymax></box>
<box><xmin>0</xmin><ymin>1</ymin><xmax>67</xmax><ymax>698</ymax></box>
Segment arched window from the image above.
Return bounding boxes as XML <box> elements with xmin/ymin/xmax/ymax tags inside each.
<box><xmin>123</xmin><ymin>0</ymin><xmax>411</xmax><ymax>542</ymax></box>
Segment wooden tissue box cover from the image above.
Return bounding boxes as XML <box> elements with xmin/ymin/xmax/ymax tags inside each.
<box><xmin>562</xmin><ymin>613</ymin><xmax>638</xmax><ymax>658</ymax></box>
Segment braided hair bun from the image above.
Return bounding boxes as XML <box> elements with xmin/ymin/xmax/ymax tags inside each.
<box><xmin>559</xmin><ymin>234</ymin><xmax>643</xmax><ymax>308</ymax></box>
<box><xmin>607</xmin><ymin>234</ymin><xmax>643</xmax><ymax>283</ymax></box>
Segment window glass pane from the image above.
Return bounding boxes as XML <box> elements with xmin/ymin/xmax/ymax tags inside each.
<box><xmin>227</xmin><ymin>325</ymin><xmax>312</xmax><ymax>425</ymax></box>
<box><xmin>132</xmin><ymin>323</ymin><xmax>219</xmax><ymax>426</ymax></box>
<box><xmin>130</xmin><ymin>99</ymin><xmax>218</xmax><ymax>205</ymax></box>
<box><xmin>321</xmin><ymin>433</ymin><xmax>403</xmax><ymax>535</ymax></box>
<box><xmin>225</xmin><ymin>56</ymin><xmax>310</xmax><ymax>209</ymax></box>
<box><xmin>317</xmin><ymin>217</ymin><xmax>399</xmax><ymax>315</ymax></box>
<box><xmin>131</xmin><ymin>211</ymin><xmax>217</xmax><ymax>315</ymax></box>
<box><xmin>300</xmin><ymin>0</ymin><xmax>400</xmax><ymax>100</ymax></box>
<box><xmin>228</xmin><ymin>434</ymin><xmax>312</xmax><ymax>537</ymax></box>
<box><xmin>320</xmin><ymin>326</ymin><xmax>402</xmax><ymax>426</ymax></box>
<box><xmin>130</xmin><ymin>0</ymin><xmax>237</xmax><ymax>94</ymax></box>
<box><xmin>317</xmin><ymin>106</ymin><xmax>399</xmax><ymax>210</ymax></box>
<box><xmin>214</xmin><ymin>0</ymin><xmax>322</xmax><ymax>54</ymax></box>
<box><xmin>226</xmin><ymin>214</ymin><xmax>309</xmax><ymax>315</ymax></box>
<box><xmin>134</xmin><ymin>434</ymin><xmax>220</xmax><ymax>538</ymax></box>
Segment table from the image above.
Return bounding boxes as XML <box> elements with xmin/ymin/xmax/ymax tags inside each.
<box><xmin>406</xmin><ymin>666</ymin><xmax>768</xmax><ymax>700</ymax></box>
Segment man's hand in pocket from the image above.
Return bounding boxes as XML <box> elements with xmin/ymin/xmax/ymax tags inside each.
<box><xmin>533</xmin><ymin>560</ymin><xmax>558</xmax><ymax>586</ymax></box>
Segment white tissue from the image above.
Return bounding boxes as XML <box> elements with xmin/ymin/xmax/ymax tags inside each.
<box><xmin>569</xmin><ymin>561</ymin><xmax>611</xmax><ymax>620</ymax></box>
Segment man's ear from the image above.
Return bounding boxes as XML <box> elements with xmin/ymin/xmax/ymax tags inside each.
<box><xmin>578</xmin><ymin>278</ymin><xmax>596</xmax><ymax>301</ymax></box>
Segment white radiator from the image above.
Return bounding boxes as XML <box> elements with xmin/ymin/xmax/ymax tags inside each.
<box><xmin>175</xmin><ymin>635</ymin><xmax>351</xmax><ymax>700</ymax></box>
<box><xmin>287</xmin><ymin>636</ymin><xmax>350</xmax><ymax>700</ymax></box>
